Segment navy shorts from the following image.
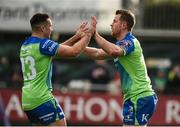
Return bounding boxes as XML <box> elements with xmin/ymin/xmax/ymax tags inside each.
<box><xmin>25</xmin><ymin>98</ymin><xmax>65</xmax><ymax>125</ymax></box>
<box><xmin>123</xmin><ymin>94</ymin><xmax>158</xmax><ymax>125</ymax></box>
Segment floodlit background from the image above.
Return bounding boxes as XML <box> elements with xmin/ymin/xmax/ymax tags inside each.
<box><xmin>0</xmin><ymin>0</ymin><xmax>180</xmax><ymax>126</ymax></box>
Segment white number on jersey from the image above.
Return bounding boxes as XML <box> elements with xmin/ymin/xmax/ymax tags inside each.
<box><xmin>21</xmin><ymin>56</ymin><xmax>36</xmax><ymax>80</ymax></box>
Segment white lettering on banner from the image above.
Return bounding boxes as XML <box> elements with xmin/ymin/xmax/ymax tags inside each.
<box><xmin>108</xmin><ymin>99</ymin><xmax>123</xmax><ymax>121</ymax></box>
<box><xmin>55</xmin><ymin>95</ymin><xmax>123</xmax><ymax>122</ymax></box>
<box><xmin>3</xmin><ymin>93</ymin><xmax>123</xmax><ymax>122</ymax></box>
<box><xmin>63</xmin><ymin>97</ymin><xmax>84</xmax><ymax>120</ymax></box>
<box><xmin>166</xmin><ymin>100</ymin><xmax>180</xmax><ymax>123</ymax></box>
<box><xmin>5</xmin><ymin>94</ymin><xmax>24</xmax><ymax>118</ymax></box>
<box><xmin>0</xmin><ymin>0</ymin><xmax>121</xmax><ymax>33</ymax></box>
<box><xmin>85</xmin><ymin>97</ymin><xmax>108</xmax><ymax>121</ymax></box>
<box><xmin>3</xmin><ymin>90</ymin><xmax>180</xmax><ymax>125</ymax></box>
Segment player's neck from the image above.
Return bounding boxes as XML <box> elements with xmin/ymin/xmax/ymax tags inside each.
<box><xmin>116</xmin><ymin>30</ymin><xmax>129</xmax><ymax>41</ymax></box>
<box><xmin>31</xmin><ymin>32</ymin><xmax>45</xmax><ymax>39</ymax></box>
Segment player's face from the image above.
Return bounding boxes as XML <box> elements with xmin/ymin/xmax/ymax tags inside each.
<box><xmin>110</xmin><ymin>14</ymin><xmax>124</xmax><ymax>39</ymax></box>
<box><xmin>43</xmin><ymin>18</ymin><xmax>53</xmax><ymax>38</ymax></box>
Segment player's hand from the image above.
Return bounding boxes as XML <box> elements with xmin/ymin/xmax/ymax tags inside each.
<box><xmin>91</xmin><ymin>16</ymin><xmax>97</xmax><ymax>30</ymax></box>
<box><xmin>82</xmin><ymin>16</ymin><xmax>97</xmax><ymax>36</ymax></box>
<box><xmin>75</xmin><ymin>21</ymin><xmax>88</xmax><ymax>38</ymax></box>
<box><xmin>89</xmin><ymin>16</ymin><xmax>97</xmax><ymax>37</ymax></box>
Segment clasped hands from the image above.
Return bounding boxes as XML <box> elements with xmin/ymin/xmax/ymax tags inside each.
<box><xmin>75</xmin><ymin>16</ymin><xmax>97</xmax><ymax>39</ymax></box>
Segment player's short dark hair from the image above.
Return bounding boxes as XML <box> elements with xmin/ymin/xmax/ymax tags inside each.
<box><xmin>116</xmin><ymin>9</ymin><xmax>135</xmax><ymax>31</ymax></box>
<box><xmin>30</xmin><ymin>13</ymin><xmax>50</xmax><ymax>30</ymax></box>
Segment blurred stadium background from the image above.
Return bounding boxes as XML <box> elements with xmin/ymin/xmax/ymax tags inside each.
<box><xmin>0</xmin><ymin>0</ymin><xmax>180</xmax><ymax>126</ymax></box>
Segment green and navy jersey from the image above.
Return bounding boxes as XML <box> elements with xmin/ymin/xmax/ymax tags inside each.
<box><xmin>113</xmin><ymin>32</ymin><xmax>155</xmax><ymax>101</ymax></box>
<box><xmin>20</xmin><ymin>36</ymin><xmax>59</xmax><ymax>110</ymax></box>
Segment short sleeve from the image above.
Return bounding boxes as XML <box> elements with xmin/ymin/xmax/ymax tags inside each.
<box><xmin>39</xmin><ymin>39</ymin><xmax>59</xmax><ymax>56</ymax></box>
<box><xmin>118</xmin><ymin>39</ymin><xmax>134</xmax><ymax>56</ymax></box>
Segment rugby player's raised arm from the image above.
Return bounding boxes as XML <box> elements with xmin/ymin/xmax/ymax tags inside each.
<box><xmin>56</xmin><ymin>33</ymin><xmax>91</xmax><ymax>57</ymax></box>
<box><xmin>83</xmin><ymin>47</ymin><xmax>111</xmax><ymax>60</ymax></box>
<box><xmin>61</xmin><ymin>22</ymin><xmax>88</xmax><ymax>46</ymax></box>
<box><xmin>95</xmin><ymin>32</ymin><xmax>124</xmax><ymax>57</ymax></box>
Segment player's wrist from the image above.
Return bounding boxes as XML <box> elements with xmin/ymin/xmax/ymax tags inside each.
<box><xmin>75</xmin><ymin>31</ymin><xmax>83</xmax><ymax>39</ymax></box>
<box><xmin>94</xmin><ymin>31</ymin><xmax>98</xmax><ymax>39</ymax></box>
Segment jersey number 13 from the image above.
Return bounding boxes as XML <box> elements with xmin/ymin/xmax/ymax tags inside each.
<box><xmin>21</xmin><ymin>56</ymin><xmax>37</xmax><ymax>80</ymax></box>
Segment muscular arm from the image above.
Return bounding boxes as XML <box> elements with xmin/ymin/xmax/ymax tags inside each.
<box><xmin>94</xmin><ymin>32</ymin><xmax>124</xmax><ymax>57</ymax></box>
<box><xmin>56</xmin><ymin>34</ymin><xmax>91</xmax><ymax>57</ymax></box>
<box><xmin>61</xmin><ymin>22</ymin><xmax>88</xmax><ymax>46</ymax></box>
<box><xmin>83</xmin><ymin>47</ymin><xmax>111</xmax><ymax>60</ymax></box>
<box><xmin>57</xmin><ymin>18</ymin><xmax>96</xmax><ymax>57</ymax></box>
<box><xmin>61</xmin><ymin>34</ymin><xmax>80</xmax><ymax>46</ymax></box>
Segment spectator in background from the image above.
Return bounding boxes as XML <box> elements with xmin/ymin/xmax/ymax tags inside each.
<box><xmin>0</xmin><ymin>56</ymin><xmax>11</xmax><ymax>88</ymax></box>
<box><xmin>153</xmin><ymin>68</ymin><xmax>167</xmax><ymax>94</ymax></box>
<box><xmin>11</xmin><ymin>64</ymin><xmax>23</xmax><ymax>88</ymax></box>
<box><xmin>165</xmin><ymin>65</ymin><xmax>180</xmax><ymax>94</ymax></box>
<box><xmin>87</xmin><ymin>60</ymin><xmax>113</xmax><ymax>93</ymax></box>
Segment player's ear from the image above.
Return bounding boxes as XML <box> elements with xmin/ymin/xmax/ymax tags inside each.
<box><xmin>121</xmin><ymin>21</ymin><xmax>127</xmax><ymax>29</ymax></box>
<box><xmin>40</xmin><ymin>25</ymin><xmax>46</xmax><ymax>32</ymax></box>
<box><xmin>123</xmin><ymin>22</ymin><xmax>127</xmax><ymax>29</ymax></box>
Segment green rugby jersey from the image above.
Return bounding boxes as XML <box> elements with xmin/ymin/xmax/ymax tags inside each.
<box><xmin>20</xmin><ymin>36</ymin><xmax>59</xmax><ymax>110</ymax></box>
<box><xmin>113</xmin><ymin>32</ymin><xmax>155</xmax><ymax>101</ymax></box>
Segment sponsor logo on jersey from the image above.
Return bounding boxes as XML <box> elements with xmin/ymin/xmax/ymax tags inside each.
<box><xmin>120</xmin><ymin>40</ymin><xmax>132</xmax><ymax>50</ymax></box>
